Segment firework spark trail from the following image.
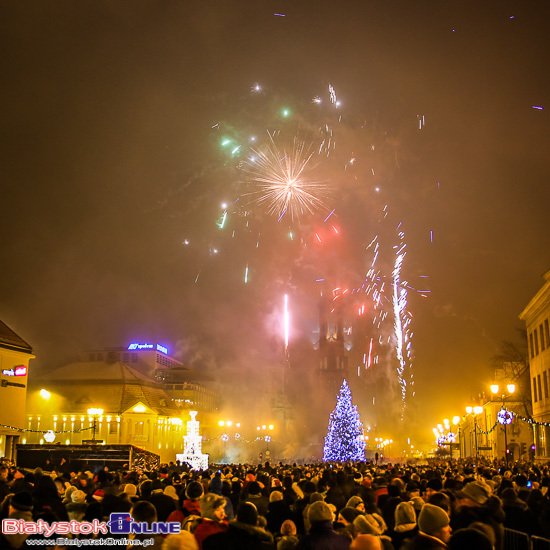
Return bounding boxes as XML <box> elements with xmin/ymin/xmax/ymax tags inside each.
<box><xmin>241</xmin><ymin>132</ymin><xmax>330</xmax><ymax>220</ymax></box>
<box><xmin>392</xmin><ymin>229</ymin><xmax>413</xmax><ymax>418</ymax></box>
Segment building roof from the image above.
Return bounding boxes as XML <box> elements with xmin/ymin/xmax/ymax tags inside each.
<box><xmin>29</xmin><ymin>361</ymin><xmax>180</xmax><ymax>416</ymax></box>
<box><xmin>0</xmin><ymin>320</ymin><xmax>33</xmax><ymax>354</ymax></box>
<box><xmin>519</xmin><ymin>269</ymin><xmax>550</xmax><ymax>321</ymax></box>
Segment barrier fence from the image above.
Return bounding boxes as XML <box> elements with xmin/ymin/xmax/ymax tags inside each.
<box><xmin>504</xmin><ymin>528</ymin><xmax>550</xmax><ymax>550</ymax></box>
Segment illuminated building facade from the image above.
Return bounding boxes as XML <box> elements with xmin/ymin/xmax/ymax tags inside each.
<box><xmin>520</xmin><ymin>269</ymin><xmax>550</xmax><ymax>462</ymax></box>
<box><xmin>0</xmin><ymin>320</ymin><xmax>35</xmax><ymax>461</ymax></box>
<box><xmin>26</xmin><ymin>343</ymin><xmax>218</xmax><ymax>463</ymax></box>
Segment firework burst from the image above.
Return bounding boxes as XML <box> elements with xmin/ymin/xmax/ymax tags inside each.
<box><xmin>240</xmin><ymin>132</ymin><xmax>331</xmax><ymax>221</ymax></box>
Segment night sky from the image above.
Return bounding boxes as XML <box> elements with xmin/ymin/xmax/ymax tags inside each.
<box><xmin>2</xmin><ymin>1</ymin><xmax>549</xmax><ymax>448</ymax></box>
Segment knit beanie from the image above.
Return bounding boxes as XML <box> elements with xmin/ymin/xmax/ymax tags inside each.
<box><xmin>123</xmin><ymin>483</ymin><xmax>137</xmax><ymax>497</ymax></box>
<box><xmin>308</xmin><ymin>501</ymin><xmax>333</xmax><ymax>523</ymax></box>
<box><xmin>200</xmin><ymin>494</ymin><xmax>226</xmax><ymax>521</ymax></box>
<box><xmin>353</xmin><ymin>514</ymin><xmax>385</xmax><ymax>536</ymax></box>
<box><xmin>395</xmin><ymin>501</ymin><xmax>416</xmax><ymax>527</ymax></box>
<box><xmin>339</xmin><ymin>506</ymin><xmax>361</xmax><ymax>524</ymax></box>
<box><xmin>185</xmin><ymin>480</ymin><xmax>204</xmax><ymax>500</ymax></box>
<box><xmin>418</xmin><ymin>503</ymin><xmax>450</xmax><ymax>534</ymax></box>
<box><xmin>462</xmin><ymin>481</ymin><xmax>491</xmax><ymax>505</ymax></box>
<box><xmin>71</xmin><ymin>490</ymin><xmax>87</xmax><ymax>504</ymax></box>
<box><xmin>11</xmin><ymin>492</ymin><xmax>33</xmax><ymax>512</ymax></box>
<box><xmin>238</xmin><ymin>502</ymin><xmax>259</xmax><ymax>526</ymax></box>
<box><xmin>209</xmin><ymin>476</ymin><xmax>223</xmax><ymax>496</ymax></box>
<box><xmin>347</xmin><ymin>495</ymin><xmax>364</xmax><ymax>509</ymax></box>
<box><xmin>164</xmin><ymin>485</ymin><xmax>178</xmax><ymax>500</ymax></box>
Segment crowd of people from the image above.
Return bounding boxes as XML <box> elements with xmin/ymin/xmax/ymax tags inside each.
<box><xmin>0</xmin><ymin>457</ymin><xmax>549</xmax><ymax>550</ymax></box>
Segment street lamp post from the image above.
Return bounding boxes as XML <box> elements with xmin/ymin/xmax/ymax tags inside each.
<box><xmin>490</xmin><ymin>383</ymin><xmax>516</xmax><ymax>466</ymax></box>
<box><xmin>466</xmin><ymin>406</ymin><xmax>484</xmax><ymax>459</ymax></box>
<box><xmin>87</xmin><ymin>408</ymin><xmax>104</xmax><ymax>443</ymax></box>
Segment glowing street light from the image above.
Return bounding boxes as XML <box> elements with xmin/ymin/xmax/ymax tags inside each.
<box><xmin>87</xmin><ymin>408</ymin><xmax>104</xmax><ymax>442</ymax></box>
<box><xmin>39</xmin><ymin>389</ymin><xmax>51</xmax><ymax>400</ymax></box>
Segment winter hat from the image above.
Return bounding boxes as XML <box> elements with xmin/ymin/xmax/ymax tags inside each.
<box><xmin>462</xmin><ymin>481</ymin><xmax>491</xmax><ymax>505</ymax></box>
<box><xmin>395</xmin><ymin>501</ymin><xmax>416</xmax><ymax>527</ymax></box>
<box><xmin>123</xmin><ymin>483</ymin><xmax>137</xmax><ymax>497</ymax></box>
<box><xmin>310</xmin><ymin>492</ymin><xmax>324</xmax><ymax>504</ymax></box>
<box><xmin>200</xmin><ymin>493</ymin><xmax>226</xmax><ymax>520</ymax></box>
<box><xmin>339</xmin><ymin>507</ymin><xmax>361</xmax><ymax>524</ymax></box>
<box><xmin>92</xmin><ymin>489</ymin><xmax>105</xmax><ymax>501</ymax></box>
<box><xmin>63</xmin><ymin>485</ymin><xmax>77</xmax><ymax>503</ymax></box>
<box><xmin>11</xmin><ymin>491</ymin><xmax>33</xmax><ymax>512</ymax></box>
<box><xmin>308</xmin><ymin>501</ymin><xmax>334</xmax><ymax>523</ymax></box>
<box><xmin>248</xmin><ymin>481</ymin><xmax>261</xmax><ymax>495</ymax></box>
<box><xmin>209</xmin><ymin>476</ymin><xmax>223</xmax><ymax>496</ymax></box>
<box><xmin>426</xmin><ymin>478</ymin><xmax>443</xmax><ymax>492</ymax></box>
<box><xmin>185</xmin><ymin>480</ymin><xmax>204</xmax><ymax>500</ymax></box>
<box><xmin>238</xmin><ymin>502</ymin><xmax>259</xmax><ymax>526</ymax></box>
<box><xmin>164</xmin><ymin>485</ymin><xmax>178</xmax><ymax>501</ymax></box>
<box><xmin>71</xmin><ymin>490</ymin><xmax>87</xmax><ymax>503</ymax></box>
<box><xmin>353</xmin><ymin>514</ymin><xmax>385</xmax><ymax>536</ymax></box>
<box><xmin>280</xmin><ymin>519</ymin><xmax>297</xmax><ymax>536</ymax></box>
<box><xmin>347</xmin><ymin>495</ymin><xmax>364</xmax><ymax>509</ymax></box>
<box><xmin>162</xmin><ymin>532</ymin><xmax>199</xmax><ymax>550</ymax></box>
<box><xmin>418</xmin><ymin>503</ymin><xmax>450</xmax><ymax>535</ymax></box>
<box><xmin>411</xmin><ymin>496</ymin><xmax>425</xmax><ymax>512</ymax></box>
<box><xmin>349</xmin><ymin>534</ymin><xmax>383</xmax><ymax>550</ymax></box>
<box><xmin>270</xmin><ymin>491</ymin><xmax>283</xmax><ymax>502</ymax></box>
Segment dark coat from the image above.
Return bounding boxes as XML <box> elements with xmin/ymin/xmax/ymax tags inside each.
<box><xmin>203</xmin><ymin>520</ymin><xmax>275</xmax><ymax>550</ymax></box>
<box><xmin>266</xmin><ymin>499</ymin><xmax>294</xmax><ymax>535</ymax></box>
<box><xmin>295</xmin><ymin>520</ymin><xmax>350</xmax><ymax>550</ymax></box>
<box><xmin>408</xmin><ymin>532</ymin><xmax>447</xmax><ymax>549</ymax></box>
<box><xmin>149</xmin><ymin>491</ymin><xmax>176</xmax><ymax>522</ymax></box>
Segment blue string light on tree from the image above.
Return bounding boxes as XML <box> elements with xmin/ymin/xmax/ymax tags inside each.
<box><xmin>323</xmin><ymin>379</ymin><xmax>366</xmax><ymax>462</ymax></box>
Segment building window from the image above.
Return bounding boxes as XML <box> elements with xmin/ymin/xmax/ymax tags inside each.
<box><xmin>545</xmin><ymin>319</ymin><xmax>550</xmax><ymax>348</ymax></box>
<box><xmin>533</xmin><ymin>377</ymin><xmax>538</xmax><ymax>402</ymax></box>
<box><xmin>544</xmin><ymin>371</ymin><xmax>549</xmax><ymax>400</ymax></box>
<box><xmin>175</xmin><ymin>385</ymin><xmax>183</xmax><ymax>391</ymax></box>
<box><xmin>530</xmin><ymin>333</ymin><xmax>535</xmax><ymax>358</ymax></box>
<box><xmin>109</xmin><ymin>423</ymin><xmax>118</xmax><ymax>434</ymax></box>
<box><xmin>537</xmin><ymin>374</ymin><xmax>543</xmax><ymax>401</ymax></box>
<box><xmin>534</xmin><ymin>331</ymin><xmax>540</xmax><ymax>356</ymax></box>
<box><xmin>89</xmin><ymin>353</ymin><xmax>96</xmax><ymax>361</ymax></box>
<box><xmin>132</xmin><ymin>354</ymin><xmax>138</xmax><ymax>362</ymax></box>
<box><xmin>123</xmin><ymin>353</ymin><xmax>130</xmax><ymax>363</ymax></box>
<box><xmin>541</xmin><ymin>324</ymin><xmax>546</xmax><ymax>352</ymax></box>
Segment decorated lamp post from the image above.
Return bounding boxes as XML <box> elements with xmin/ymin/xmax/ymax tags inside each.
<box><xmin>491</xmin><ymin>383</ymin><xmax>516</xmax><ymax>465</ymax></box>
<box><xmin>465</xmin><ymin>406</ymin><xmax>484</xmax><ymax>459</ymax></box>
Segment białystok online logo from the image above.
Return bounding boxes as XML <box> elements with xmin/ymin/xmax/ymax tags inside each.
<box><xmin>2</xmin><ymin>513</ymin><xmax>181</xmax><ymax>536</ymax></box>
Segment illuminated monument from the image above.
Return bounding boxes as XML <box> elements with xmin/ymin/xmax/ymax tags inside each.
<box><xmin>176</xmin><ymin>410</ymin><xmax>209</xmax><ymax>471</ymax></box>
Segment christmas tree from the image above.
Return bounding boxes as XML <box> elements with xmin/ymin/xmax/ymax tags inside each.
<box><xmin>323</xmin><ymin>379</ymin><xmax>366</xmax><ymax>461</ymax></box>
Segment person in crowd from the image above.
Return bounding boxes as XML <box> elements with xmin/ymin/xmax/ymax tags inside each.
<box><xmin>193</xmin><ymin>493</ymin><xmax>228</xmax><ymax>549</ymax></box>
<box><xmin>409</xmin><ymin>503</ymin><xmax>452</xmax><ymax>549</ymax></box>
<box><xmin>203</xmin><ymin>501</ymin><xmax>275</xmax><ymax>549</ymax></box>
<box><xmin>296</xmin><ymin>500</ymin><xmax>349</xmax><ymax>550</ymax></box>
<box><xmin>128</xmin><ymin>500</ymin><xmax>165</xmax><ymax>549</ymax></box>
<box><xmin>452</xmin><ymin>480</ymin><xmax>504</xmax><ymax>550</ymax></box>
<box><xmin>150</xmin><ymin>479</ymin><xmax>177</xmax><ymax>522</ymax></box>
<box><xmin>246</xmin><ymin>480</ymin><xmax>270</xmax><ymax>518</ymax></box>
<box><xmin>390</xmin><ymin>501</ymin><xmax>418</xmax><ymax>550</ymax></box>
<box><xmin>267</xmin><ymin>490</ymin><xmax>294</xmax><ymax>535</ymax></box>
<box><xmin>0</xmin><ymin>492</ymin><xmax>34</xmax><ymax>549</ymax></box>
<box><xmin>276</xmin><ymin>520</ymin><xmax>299</xmax><ymax>550</ymax></box>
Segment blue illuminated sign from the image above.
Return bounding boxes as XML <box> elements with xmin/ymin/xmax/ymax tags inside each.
<box><xmin>127</xmin><ymin>343</ymin><xmax>169</xmax><ymax>354</ymax></box>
